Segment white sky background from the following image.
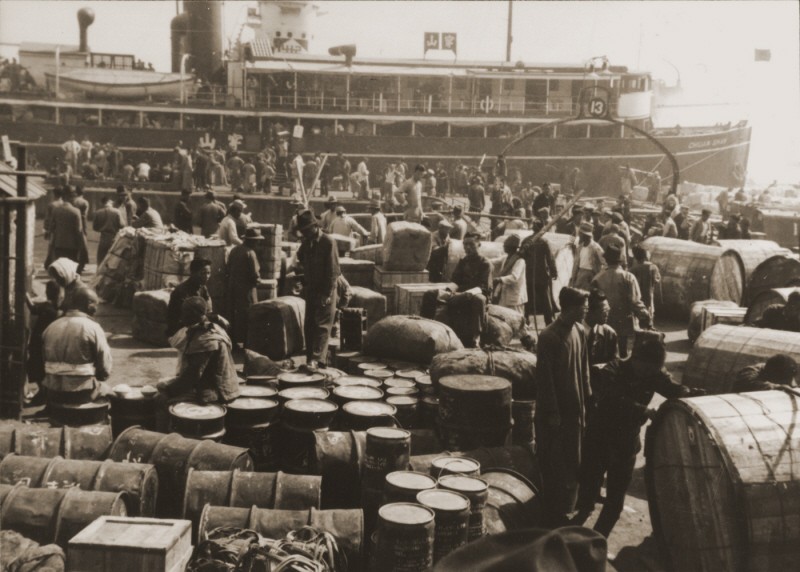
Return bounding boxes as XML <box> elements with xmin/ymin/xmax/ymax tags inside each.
<box><xmin>0</xmin><ymin>0</ymin><xmax>798</xmax><ymax>182</ymax></box>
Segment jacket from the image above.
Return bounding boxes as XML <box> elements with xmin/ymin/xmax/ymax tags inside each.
<box><xmin>42</xmin><ymin>310</ymin><xmax>112</xmax><ymax>392</ymax></box>
<box><xmin>495</xmin><ymin>254</ymin><xmax>528</xmax><ymax>308</ymax></box>
<box><xmin>50</xmin><ymin>202</ymin><xmax>84</xmax><ymax>250</ymax></box>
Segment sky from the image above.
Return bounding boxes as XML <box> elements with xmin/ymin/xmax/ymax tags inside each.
<box><xmin>0</xmin><ymin>0</ymin><xmax>798</xmax><ymax>182</ymax></box>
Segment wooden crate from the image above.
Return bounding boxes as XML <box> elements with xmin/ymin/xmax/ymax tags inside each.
<box><xmin>374</xmin><ymin>267</ymin><xmax>429</xmax><ymax>314</ymax></box>
<box><xmin>395</xmin><ymin>282</ymin><xmax>456</xmax><ymax>315</ymax></box>
<box><xmin>700</xmin><ymin>306</ymin><xmax>747</xmax><ymax>335</ymax></box>
<box><xmin>67</xmin><ymin>516</ymin><xmax>192</xmax><ymax>572</ymax></box>
<box><xmin>340</xmin><ymin>258</ymin><xmax>375</xmax><ymax>288</ymax></box>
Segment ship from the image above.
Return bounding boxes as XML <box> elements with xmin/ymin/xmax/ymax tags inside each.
<box><xmin>0</xmin><ymin>0</ymin><xmax>751</xmax><ymax>197</ymax></box>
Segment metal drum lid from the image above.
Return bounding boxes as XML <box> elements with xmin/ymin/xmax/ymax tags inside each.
<box><xmin>396</xmin><ymin>369</ymin><xmax>426</xmax><ymax>380</ymax></box>
<box><xmin>417</xmin><ymin>489</ymin><xmax>470</xmax><ymax>512</ymax></box>
<box><xmin>386</xmin><ymin>471</ymin><xmax>437</xmax><ymax>491</ymax></box>
<box><xmin>343</xmin><ymin>400</ymin><xmax>397</xmax><ymax>417</ymax></box>
<box><xmin>277</xmin><ymin>372</ymin><xmax>326</xmax><ymax>387</ymax></box>
<box><xmin>355</xmin><ymin>360</ymin><xmax>386</xmax><ymax>371</ymax></box>
<box><xmin>379</xmin><ymin>502</ymin><xmax>435</xmax><ymax>526</ymax></box>
<box><xmin>112</xmin><ymin>386</ymin><xmax>156</xmax><ymax>400</ymax></box>
<box><xmin>415</xmin><ymin>375</ymin><xmax>433</xmax><ymax>391</ymax></box>
<box><xmin>284</xmin><ymin>399</ymin><xmax>338</xmax><ymax>414</ymax></box>
<box><xmin>386</xmin><ymin>387</ymin><xmax>419</xmax><ymax>397</ymax></box>
<box><xmin>384</xmin><ymin>377</ymin><xmax>416</xmax><ymax>389</ymax></box>
<box><xmin>334</xmin><ymin>376</ymin><xmax>383</xmax><ymax>388</ymax></box>
<box><xmin>333</xmin><ymin>385</ymin><xmax>384</xmax><ymax>401</ymax></box>
<box><xmin>227</xmin><ymin>397</ymin><xmax>279</xmax><ymax>411</ymax></box>
<box><xmin>367</xmin><ymin>427</ymin><xmax>410</xmax><ymax>441</ymax></box>
<box><xmin>278</xmin><ymin>387</ymin><xmax>330</xmax><ymax>401</ymax></box>
<box><xmin>169</xmin><ymin>402</ymin><xmax>226</xmax><ymax>420</ymax></box>
<box><xmin>438</xmin><ymin>475</ymin><xmax>489</xmax><ymax>494</ymax></box>
<box><xmin>239</xmin><ymin>386</ymin><xmax>278</xmax><ymax>399</ymax></box>
<box><xmin>386</xmin><ymin>396</ymin><xmax>419</xmax><ymax>407</ymax></box>
<box><xmin>365</xmin><ymin>369</ymin><xmax>394</xmax><ymax>380</ymax></box>
<box><xmin>431</xmin><ymin>456</ymin><xmax>480</xmax><ymax>475</ymax></box>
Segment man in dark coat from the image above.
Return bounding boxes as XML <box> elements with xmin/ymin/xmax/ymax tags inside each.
<box><xmin>173</xmin><ymin>190</ymin><xmax>194</xmax><ymax>234</ymax></box>
<box><xmin>521</xmin><ymin>226</ymin><xmax>558</xmax><ymax>325</ymax></box>
<box><xmin>225</xmin><ymin>228</ymin><xmax>262</xmax><ymax>346</ymax></box>
<box><xmin>166</xmin><ymin>258</ymin><xmax>213</xmax><ymax>338</ymax></box>
<box><xmin>50</xmin><ymin>186</ymin><xmax>85</xmax><ymax>264</ymax></box>
<box><xmin>535</xmin><ymin>286</ymin><xmax>591</xmax><ymax>527</ymax></box>
<box><xmin>295</xmin><ymin>210</ymin><xmax>340</xmax><ymax>369</ymax></box>
<box><xmin>92</xmin><ymin>195</ymin><xmax>124</xmax><ymax>265</ymax></box>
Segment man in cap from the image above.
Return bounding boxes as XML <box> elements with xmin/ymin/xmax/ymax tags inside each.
<box><xmin>575</xmin><ymin>334</ymin><xmax>704</xmax><ymax>537</ymax></box>
<box><xmin>42</xmin><ymin>287</ymin><xmax>112</xmax><ymax>407</ymax></box>
<box><xmin>225</xmin><ymin>228</ymin><xmax>263</xmax><ymax>346</ymax></box>
<box><xmin>395</xmin><ymin>164</ymin><xmax>426</xmax><ymax>223</ymax></box>
<box><xmin>218</xmin><ymin>200</ymin><xmax>246</xmax><ymax>246</ymax></box>
<box><xmin>733</xmin><ymin>354</ymin><xmax>798</xmax><ymax>393</ymax></box>
<box><xmin>558</xmin><ymin>205</ymin><xmax>584</xmax><ymax>237</ymax></box>
<box><xmin>452</xmin><ymin>233</ymin><xmax>493</xmax><ymax>297</ymax></box>
<box><xmin>131</xmin><ymin>196</ymin><xmax>164</xmax><ymax>229</ymax></box>
<box><xmin>690</xmin><ymin>208</ymin><xmax>713</xmax><ymax>243</ymax></box>
<box><xmin>591</xmin><ymin>245</ymin><xmax>650</xmax><ymax>357</ymax></box>
<box><xmin>319</xmin><ymin>196</ymin><xmax>338</xmax><ymax>232</ymax></box>
<box><xmin>200</xmin><ymin>190</ymin><xmax>226</xmax><ymax>237</ymax></box>
<box><xmin>570</xmin><ymin>223</ymin><xmax>605</xmax><ymax>291</ymax></box>
<box><xmin>723</xmin><ymin>214</ymin><xmax>743</xmax><ymax>239</ymax></box>
<box><xmin>368</xmin><ymin>200</ymin><xmax>387</xmax><ymax>245</ymax></box>
<box><xmin>295</xmin><ymin>210</ymin><xmax>340</xmax><ymax>369</ymax></box>
<box><xmin>156</xmin><ymin>296</ymin><xmax>240</xmax><ymax>431</ymax></box>
<box><xmin>427</xmin><ymin>219</ymin><xmax>454</xmax><ymax>282</ymax></box>
<box><xmin>520</xmin><ymin>228</ymin><xmax>558</xmax><ymax>326</ymax></box>
<box><xmin>167</xmin><ymin>258</ymin><xmax>215</xmax><ymax>338</ymax></box>
<box><xmin>673</xmin><ymin>205</ymin><xmax>691</xmax><ymax>240</ymax></box>
<box><xmin>329</xmin><ymin>205</ymin><xmax>369</xmax><ymax>241</ymax></box>
<box><xmin>493</xmin><ymin>234</ymin><xmax>527</xmax><ymax>314</ymax></box>
<box><xmin>533</xmin><ymin>182</ymin><xmax>554</xmax><ymax>213</ymax></box>
<box><xmin>535</xmin><ymin>286</ymin><xmax>591</xmax><ymax>527</ymax></box>
<box><xmin>630</xmin><ymin>246</ymin><xmax>661</xmax><ymax>322</ymax></box>
<box><xmin>173</xmin><ymin>189</ymin><xmax>194</xmax><ymax>234</ymax></box>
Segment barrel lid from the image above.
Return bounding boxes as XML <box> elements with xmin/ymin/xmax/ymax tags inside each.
<box><xmin>432</xmin><ymin>456</ymin><xmax>480</xmax><ymax>474</ymax></box>
<box><xmin>396</xmin><ymin>369</ymin><xmax>425</xmax><ymax>380</ymax></box>
<box><xmin>415</xmin><ymin>375</ymin><xmax>432</xmax><ymax>387</ymax></box>
<box><xmin>439</xmin><ymin>375</ymin><xmax>512</xmax><ymax>392</ymax></box>
<box><xmin>386</xmin><ymin>471</ymin><xmax>436</xmax><ymax>490</ymax></box>
<box><xmin>357</xmin><ymin>361</ymin><xmax>388</xmax><ymax>371</ymax></box>
<box><xmin>284</xmin><ymin>399</ymin><xmax>338</xmax><ymax>414</ymax></box>
<box><xmin>279</xmin><ymin>387</ymin><xmax>330</xmax><ymax>401</ymax></box>
<box><xmin>333</xmin><ymin>385</ymin><xmax>384</xmax><ymax>400</ymax></box>
<box><xmin>337</xmin><ymin>351</ymin><xmax>361</xmax><ymax>360</ymax></box>
<box><xmin>438</xmin><ymin>475</ymin><xmax>489</xmax><ymax>493</ymax></box>
<box><xmin>246</xmin><ymin>375</ymin><xmax>277</xmax><ymax>385</ymax></box>
<box><xmin>239</xmin><ymin>386</ymin><xmax>278</xmax><ymax>398</ymax></box>
<box><xmin>334</xmin><ymin>376</ymin><xmax>382</xmax><ymax>388</ymax></box>
<box><xmin>417</xmin><ymin>489</ymin><xmax>470</xmax><ymax>511</ymax></box>
<box><xmin>386</xmin><ymin>387</ymin><xmax>418</xmax><ymax>397</ymax></box>
<box><xmin>227</xmin><ymin>397</ymin><xmax>279</xmax><ymax>411</ymax></box>
<box><xmin>343</xmin><ymin>400</ymin><xmax>397</xmax><ymax>417</ymax></box>
<box><xmin>365</xmin><ymin>369</ymin><xmax>394</xmax><ymax>380</ymax></box>
<box><xmin>367</xmin><ymin>427</ymin><xmax>410</xmax><ymax>440</ymax></box>
<box><xmin>111</xmin><ymin>386</ymin><xmax>155</xmax><ymax>400</ymax></box>
<box><xmin>278</xmin><ymin>372</ymin><xmax>326</xmax><ymax>384</ymax></box>
<box><xmin>386</xmin><ymin>396</ymin><xmax>419</xmax><ymax>406</ymax></box>
<box><xmin>384</xmin><ymin>377</ymin><xmax>416</xmax><ymax>389</ymax></box>
<box><xmin>169</xmin><ymin>402</ymin><xmax>226</xmax><ymax>420</ymax></box>
<box><xmin>379</xmin><ymin>502</ymin><xmax>435</xmax><ymax>525</ymax></box>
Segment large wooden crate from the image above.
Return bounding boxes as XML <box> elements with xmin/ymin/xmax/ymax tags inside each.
<box><xmin>373</xmin><ymin>267</ymin><xmax>429</xmax><ymax>313</ymax></box>
<box><xmin>700</xmin><ymin>305</ymin><xmax>746</xmax><ymax>335</ymax></box>
<box><xmin>67</xmin><ymin>516</ymin><xmax>192</xmax><ymax>572</ymax></box>
<box><xmin>395</xmin><ymin>282</ymin><xmax>456</xmax><ymax>315</ymax></box>
<box><xmin>340</xmin><ymin>258</ymin><xmax>375</xmax><ymax>288</ymax></box>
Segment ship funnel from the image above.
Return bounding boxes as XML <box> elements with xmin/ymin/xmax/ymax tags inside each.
<box><xmin>329</xmin><ymin>44</ymin><xmax>356</xmax><ymax>67</ymax></box>
<box><xmin>77</xmin><ymin>7</ymin><xmax>95</xmax><ymax>52</ymax></box>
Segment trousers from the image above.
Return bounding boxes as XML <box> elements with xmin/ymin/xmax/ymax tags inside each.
<box><xmin>304</xmin><ymin>292</ymin><xmax>337</xmax><ymax>364</ymax></box>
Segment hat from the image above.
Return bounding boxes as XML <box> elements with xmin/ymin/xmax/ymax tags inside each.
<box><xmin>369</xmin><ymin>200</ymin><xmax>381</xmax><ymax>210</ymax></box>
<box><xmin>579</xmin><ymin>222</ymin><xmax>594</xmax><ymax>236</ymax></box>
<box><xmin>536</xmin><ymin>207</ymin><xmax>550</xmax><ymax>216</ymax></box>
<box><xmin>701</xmin><ymin>208</ymin><xmax>712</xmax><ymax>215</ymax></box>
<box><xmin>296</xmin><ymin>209</ymin><xmax>319</xmax><ymax>232</ymax></box>
<box><xmin>433</xmin><ymin>527</ymin><xmax>611</xmax><ymax>572</ymax></box>
<box><xmin>438</xmin><ymin>219</ymin><xmax>454</xmax><ymax>230</ymax></box>
<box><xmin>504</xmin><ymin>234</ymin><xmax>521</xmax><ymax>249</ymax></box>
<box><xmin>230</xmin><ymin>199</ymin><xmax>246</xmax><ymax>210</ymax></box>
<box><xmin>244</xmin><ymin>228</ymin><xmax>265</xmax><ymax>241</ymax></box>
<box><xmin>583</xmin><ymin>205</ymin><xmax>596</xmax><ymax>213</ymax></box>
<box><xmin>572</xmin><ymin>206</ymin><xmax>584</xmax><ymax>215</ymax></box>
<box><xmin>325</xmin><ymin>196</ymin><xmax>338</xmax><ymax>205</ymax></box>
<box><xmin>335</xmin><ymin>205</ymin><xmax>346</xmax><ymax>214</ymax></box>
<box><xmin>604</xmin><ymin>244</ymin><xmax>622</xmax><ymax>264</ymax></box>
<box><xmin>611</xmin><ymin>212</ymin><xmax>624</xmax><ymax>224</ymax></box>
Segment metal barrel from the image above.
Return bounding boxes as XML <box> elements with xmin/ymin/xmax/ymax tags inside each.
<box><xmin>383</xmin><ymin>471</ymin><xmax>437</xmax><ymax>504</ymax></box>
<box><xmin>385</xmin><ymin>386</ymin><xmax>419</xmax><ymax>398</ymax></box>
<box><xmin>40</xmin><ymin>457</ymin><xmax>99</xmax><ymax>490</ymax></box>
<box><xmin>415</xmin><ymin>374</ymin><xmax>434</xmax><ymax>396</ymax></box>
<box><xmin>386</xmin><ymin>396</ymin><xmax>419</xmax><ymax>429</ymax></box>
<box><xmin>374</xmin><ymin>503</ymin><xmax>435</xmax><ymax>572</ymax></box>
<box><xmin>168</xmin><ymin>402</ymin><xmax>227</xmax><ymax>440</ymax></box>
<box><xmin>437</xmin><ymin>474</ymin><xmax>489</xmax><ymax>541</ymax></box>
<box><xmin>0</xmin><ymin>425</ymin><xmax>14</xmax><ymax>459</ymax></box>
<box><xmin>62</xmin><ymin>425</ymin><xmax>114</xmax><ymax>460</ymax></box>
<box><xmin>417</xmin><ymin>489</ymin><xmax>471</xmax><ymax>563</ymax></box>
<box><xmin>55</xmin><ymin>488</ymin><xmax>128</xmax><ymax>547</ymax></box>
<box><xmin>281</xmin><ymin>399</ymin><xmax>338</xmax><ymax>432</ymax></box>
<box><xmin>149</xmin><ymin>432</ymin><xmax>204</xmax><ymax>518</ymax></box>
<box><xmin>428</xmin><ymin>456</ymin><xmax>481</xmax><ymax>478</ymax></box>
<box><xmin>437</xmin><ymin>375</ymin><xmax>513</xmax><ymax>451</ymax></box>
<box><xmin>511</xmin><ymin>400</ymin><xmax>536</xmax><ymax>447</ymax></box>
<box><xmin>0</xmin><ymin>454</ymin><xmax>60</xmax><ymax>487</ymax></box>
<box><xmin>224</xmin><ymin>397</ymin><xmax>280</xmax><ymax>471</ymax></box>
<box><xmin>11</xmin><ymin>427</ymin><xmax>62</xmax><ymax>458</ymax></box>
<box><xmin>341</xmin><ymin>401</ymin><xmax>397</xmax><ymax>431</ymax></box>
<box><xmin>333</xmin><ymin>376</ymin><xmax>382</xmax><ymax>389</ymax></box>
<box><xmin>418</xmin><ymin>396</ymin><xmax>439</xmax><ymax>430</ymax></box>
<box><xmin>331</xmin><ymin>385</ymin><xmax>384</xmax><ymax>408</ymax></box>
<box><xmin>310</xmin><ymin>430</ymin><xmax>365</xmax><ymax>509</ymax></box>
<box><xmin>109</xmin><ymin>389</ymin><xmax>157</xmax><ymax>438</ymax></box>
<box><xmin>107</xmin><ymin>426</ymin><xmax>168</xmax><ymax>465</ymax></box>
<box><xmin>362</xmin><ymin>428</ymin><xmax>411</xmax><ymax>490</ymax></box>
<box><xmin>384</xmin><ymin>377</ymin><xmax>417</xmax><ymax>389</ymax></box>
<box><xmin>276</xmin><ymin>371</ymin><xmax>326</xmax><ymax>390</ymax></box>
<box><xmin>409</xmin><ymin>445</ymin><xmax>539</xmax><ymax>485</ymax></box>
<box><xmin>93</xmin><ymin>459</ymin><xmax>158</xmax><ymax>517</ymax></box>
<box><xmin>482</xmin><ymin>468</ymin><xmax>541</xmax><ymax>534</ymax></box>
<box><xmin>340</xmin><ymin>307</ymin><xmax>367</xmax><ymax>351</ymax></box>
<box><xmin>8</xmin><ymin>425</ymin><xmax>111</xmax><ymax>460</ymax></box>
<box><xmin>47</xmin><ymin>399</ymin><xmax>110</xmax><ymax>427</ymax></box>
<box><xmin>197</xmin><ymin>504</ymin><xmax>251</xmax><ymax>541</ymax></box>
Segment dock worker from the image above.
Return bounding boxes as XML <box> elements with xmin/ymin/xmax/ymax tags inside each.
<box><xmin>433</xmin><ymin>219</ymin><xmax>453</xmax><ymax>249</ymax></box>
<box><xmin>131</xmin><ymin>196</ymin><xmax>164</xmax><ymax>229</ymax></box>
<box><xmin>92</xmin><ymin>195</ymin><xmax>124</xmax><ymax>265</ymax></box>
<box><xmin>218</xmin><ymin>200</ymin><xmax>245</xmax><ymax>246</ymax></box>
<box><xmin>368</xmin><ymin>200</ymin><xmax>387</xmax><ymax>245</ymax></box>
<box><xmin>521</xmin><ymin>226</ymin><xmax>558</xmax><ymax>326</ymax></box>
<box><xmin>493</xmin><ymin>234</ymin><xmax>527</xmax><ymax>314</ymax></box>
<box><xmin>115</xmin><ymin>186</ymin><xmax>137</xmax><ymax>227</ymax></box>
<box><xmin>755</xmin><ymin>291</ymin><xmax>800</xmax><ymax>332</ymax></box>
<box><xmin>165</xmin><ymin>258</ymin><xmax>219</xmax><ymax>338</ymax></box>
<box><xmin>295</xmin><ymin>210</ymin><xmax>340</xmax><ymax>370</ymax></box>
<box><xmin>329</xmin><ymin>205</ymin><xmax>369</xmax><ymax>240</ymax></box>
<box><xmin>395</xmin><ymin>164</ymin><xmax>425</xmax><ymax>223</ymax></box>
<box><xmin>570</xmin><ymin>223</ymin><xmax>604</xmax><ymax>291</ymax></box>
<box><xmin>156</xmin><ymin>296</ymin><xmax>240</xmax><ymax>432</ymax></box>
<box><xmin>49</xmin><ymin>186</ymin><xmax>85</xmax><ymax>267</ymax></box>
<box><xmin>173</xmin><ymin>190</ymin><xmax>194</xmax><ymax>234</ymax></box>
<box><xmin>319</xmin><ymin>196</ymin><xmax>338</xmax><ymax>232</ymax></box>
<box><xmin>42</xmin><ymin>287</ymin><xmax>112</xmax><ymax>407</ymax></box>
<box><xmin>690</xmin><ymin>208</ymin><xmax>713</xmax><ymax>244</ymax></box>
<box><xmin>288</xmin><ymin>200</ymin><xmax>307</xmax><ymax>238</ymax></box>
<box><xmin>225</xmin><ymin>228</ymin><xmax>263</xmax><ymax>346</ymax></box>
<box><xmin>733</xmin><ymin>354</ymin><xmax>798</xmax><ymax>392</ymax></box>
<box><xmin>200</xmin><ymin>190</ymin><xmax>226</xmax><ymax>237</ymax></box>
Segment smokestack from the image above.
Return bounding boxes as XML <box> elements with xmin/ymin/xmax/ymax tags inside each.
<box><xmin>186</xmin><ymin>0</ymin><xmax>223</xmax><ymax>82</ymax></box>
<box><xmin>77</xmin><ymin>7</ymin><xmax>95</xmax><ymax>52</ymax></box>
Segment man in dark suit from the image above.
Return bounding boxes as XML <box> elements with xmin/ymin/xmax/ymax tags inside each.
<box><xmin>50</xmin><ymin>186</ymin><xmax>85</xmax><ymax>266</ymax></box>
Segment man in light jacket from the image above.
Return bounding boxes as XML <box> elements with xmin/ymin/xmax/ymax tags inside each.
<box><xmin>493</xmin><ymin>234</ymin><xmax>528</xmax><ymax>314</ymax></box>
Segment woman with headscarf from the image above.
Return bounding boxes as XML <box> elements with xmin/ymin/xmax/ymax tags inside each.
<box><xmin>47</xmin><ymin>257</ymin><xmax>84</xmax><ymax>311</ymax></box>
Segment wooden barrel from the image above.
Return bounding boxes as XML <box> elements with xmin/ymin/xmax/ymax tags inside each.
<box><xmin>645</xmin><ymin>391</ymin><xmax>800</xmax><ymax>572</ymax></box>
<box><xmin>709</xmin><ymin>240</ymin><xmax>788</xmax><ymax>304</ymax></box>
<box><xmin>683</xmin><ymin>325</ymin><xmax>800</xmax><ymax>394</ymax></box>
<box><xmin>374</xmin><ymin>503</ymin><xmax>435</xmax><ymax>572</ymax></box>
<box><xmin>744</xmin><ymin>287</ymin><xmax>800</xmax><ymax>325</ymax></box>
<box><xmin>745</xmin><ymin>254</ymin><xmax>800</xmax><ymax>306</ymax></box>
<box><xmin>110</xmin><ymin>388</ymin><xmax>157</xmax><ymax>437</ymax></box>
<box><xmin>168</xmin><ymin>402</ymin><xmax>226</xmax><ymax>440</ymax></box>
<box><xmin>0</xmin><ymin>454</ymin><xmax>59</xmax><ymax>487</ymax></box>
<box><xmin>437</xmin><ymin>375</ymin><xmax>512</xmax><ymax>451</ymax></box>
<box><xmin>641</xmin><ymin>237</ymin><xmax>724</xmax><ymax>317</ymax></box>
<box><xmin>688</xmin><ymin>300</ymin><xmax>739</xmax><ymax>344</ymax></box>
<box><xmin>482</xmin><ymin>469</ymin><xmax>541</xmax><ymax>534</ymax></box>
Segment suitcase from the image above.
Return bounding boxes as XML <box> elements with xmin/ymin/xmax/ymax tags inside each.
<box><xmin>247</xmin><ymin>296</ymin><xmax>306</xmax><ymax>360</ymax></box>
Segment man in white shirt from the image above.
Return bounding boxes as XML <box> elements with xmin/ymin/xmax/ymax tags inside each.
<box><xmin>493</xmin><ymin>234</ymin><xmax>528</xmax><ymax>314</ymax></box>
<box><xmin>395</xmin><ymin>164</ymin><xmax>426</xmax><ymax>223</ymax></box>
<box><xmin>136</xmin><ymin>160</ymin><xmax>151</xmax><ymax>182</ymax></box>
<box><xmin>356</xmin><ymin>158</ymin><xmax>370</xmax><ymax>198</ymax></box>
<box><xmin>329</xmin><ymin>206</ymin><xmax>368</xmax><ymax>239</ymax></box>
<box><xmin>218</xmin><ymin>200</ymin><xmax>245</xmax><ymax>246</ymax></box>
<box><xmin>368</xmin><ymin>200</ymin><xmax>387</xmax><ymax>245</ymax></box>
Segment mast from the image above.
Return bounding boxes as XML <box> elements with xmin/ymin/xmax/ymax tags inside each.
<box><xmin>506</xmin><ymin>0</ymin><xmax>513</xmax><ymax>62</ymax></box>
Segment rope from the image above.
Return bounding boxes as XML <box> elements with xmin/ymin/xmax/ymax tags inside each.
<box><xmin>661</xmin><ymin>146</ymin><xmax>730</xmax><ymax>182</ymax></box>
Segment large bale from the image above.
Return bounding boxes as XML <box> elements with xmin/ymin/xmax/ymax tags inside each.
<box><xmin>430</xmin><ymin>348</ymin><xmax>536</xmax><ymax>400</ymax></box>
<box><xmin>746</xmin><ymin>254</ymin><xmax>800</xmax><ymax>306</ymax></box>
<box><xmin>683</xmin><ymin>324</ymin><xmax>800</xmax><ymax>394</ymax></box>
<box><xmin>709</xmin><ymin>240</ymin><xmax>788</xmax><ymax>305</ymax></box>
<box><xmin>484</xmin><ymin>305</ymin><xmax>527</xmax><ymax>346</ymax></box>
<box><xmin>350</xmin><ymin>244</ymin><xmax>384</xmax><ymax>265</ymax></box>
<box><xmin>350</xmin><ymin>286</ymin><xmax>387</xmax><ymax>329</ymax></box>
<box><xmin>131</xmin><ymin>289</ymin><xmax>171</xmax><ymax>347</ymax></box>
<box><xmin>383</xmin><ymin>222</ymin><xmax>433</xmax><ymax>271</ymax></box>
<box><xmin>363</xmin><ymin>315</ymin><xmax>463</xmax><ymax>365</ymax></box>
<box><xmin>687</xmin><ymin>300</ymin><xmax>738</xmax><ymax>345</ymax></box>
<box><xmin>246</xmin><ymin>296</ymin><xmax>305</xmax><ymax>360</ymax></box>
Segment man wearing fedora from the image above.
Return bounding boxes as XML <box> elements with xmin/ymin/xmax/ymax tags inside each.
<box><xmin>225</xmin><ymin>228</ymin><xmax>263</xmax><ymax>346</ymax></box>
<box><xmin>295</xmin><ymin>210</ymin><xmax>340</xmax><ymax>369</ymax></box>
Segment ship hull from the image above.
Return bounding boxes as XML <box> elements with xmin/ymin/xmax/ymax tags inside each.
<box><xmin>0</xmin><ymin>119</ymin><xmax>749</xmax><ymax>196</ymax></box>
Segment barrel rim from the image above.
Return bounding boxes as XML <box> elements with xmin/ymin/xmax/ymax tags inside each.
<box><xmin>169</xmin><ymin>402</ymin><xmax>227</xmax><ymax>420</ymax></box>
<box><xmin>385</xmin><ymin>470</ymin><xmax>437</xmax><ymax>490</ymax></box>
<box><xmin>437</xmin><ymin>474</ymin><xmax>490</xmax><ymax>493</ymax></box>
<box><xmin>95</xmin><ymin>458</ymin><xmax>158</xmax><ymax>517</ymax></box>
<box><xmin>378</xmin><ymin>501</ymin><xmax>435</xmax><ymax>525</ymax></box>
<box><xmin>416</xmin><ymin>488</ymin><xmax>471</xmax><ymax>512</ymax></box>
<box><xmin>480</xmin><ymin>468</ymin><xmax>540</xmax><ymax>500</ymax></box>
<box><xmin>366</xmin><ymin>427</ymin><xmax>411</xmax><ymax>440</ymax></box>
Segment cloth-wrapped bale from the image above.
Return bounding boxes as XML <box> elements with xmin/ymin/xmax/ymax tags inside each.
<box><xmin>483</xmin><ymin>305</ymin><xmax>528</xmax><ymax>346</ymax></box>
<box><xmin>131</xmin><ymin>289</ymin><xmax>171</xmax><ymax>347</ymax></box>
<box><xmin>383</xmin><ymin>222</ymin><xmax>432</xmax><ymax>271</ymax></box>
<box><xmin>246</xmin><ymin>296</ymin><xmax>305</xmax><ymax>360</ymax></box>
<box><xmin>430</xmin><ymin>348</ymin><xmax>537</xmax><ymax>400</ymax></box>
<box><xmin>350</xmin><ymin>286</ymin><xmax>387</xmax><ymax>329</ymax></box>
<box><xmin>350</xmin><ymin>244</ymin><xmax>384</xmax><ymax>265</ymax></box>
<box><xmin>1</xmin><ymin>530</ymin><xmax>65</xmax><ymax>572</ymax></box>
<box><xmin>363</xmin><ymin>315</ymin><xmax>463</xmax><ymax>365</ymax></box>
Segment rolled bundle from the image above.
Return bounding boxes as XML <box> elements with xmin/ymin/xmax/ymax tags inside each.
<box><xmin>645</xmin><ymin>391</ymin><xmax>800</xmax><ymax>572</ymax></box>
<box><xmin>710</xmin><ymin>240</ymin><xmax>788</xmax><ymax>305</ymax></box>
<box><xmin>683</xmin><ymin>324</ymin><xmax>800</xmax><ymax>394</ymax></box>
<box><xmin>641</xmin><ymin>237</ymin><xmax>724</xmax><ymax>317</ymax></box>
<box><xmin>744</xmin><ymin>287</ymin><xmax>800</xmax><ymax>325</ymax></box>
<box><xmin>745</xmin><ymin>254</ymin><xmax>800</xmax><ymax>306</ymax></box>
<box><xmin>363</xmin><ymin>316</ymin><xmax>463</xmax><ymax>365</ymax></box>
<box><xmin>430</xmin><ymin>348</ymin><xmax>536</xmax><ymax>400</ymax></box>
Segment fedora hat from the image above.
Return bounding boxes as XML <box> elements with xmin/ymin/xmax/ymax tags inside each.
<box><xmin>296</xmin><ymin>209</ymin><xmax>319</xmax><ymax>232</ymax></box>
<box><xmin>244</xmin><ymin>227</ymin><xmax>265</xmax><ymax>241</ymax></box>
<box><xmin>579</xmin><ymin>222</ymin><xmax>595</xmax><ymax>236</ymax></box>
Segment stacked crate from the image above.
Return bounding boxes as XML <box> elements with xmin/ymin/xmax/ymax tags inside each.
<box><xmin>395</xmin><ymin>282</ymin><xmax>457</xmax><ymax>315</ymax></box>
<box><xmin>250</xmin><ymin>224</ymin><xmax>283</xmax><ymax>300</ymax></box>
<box><xmin>373</xmin><ymin>267</ymin><xmax>429</xmax><ymax>313</ymax></box>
